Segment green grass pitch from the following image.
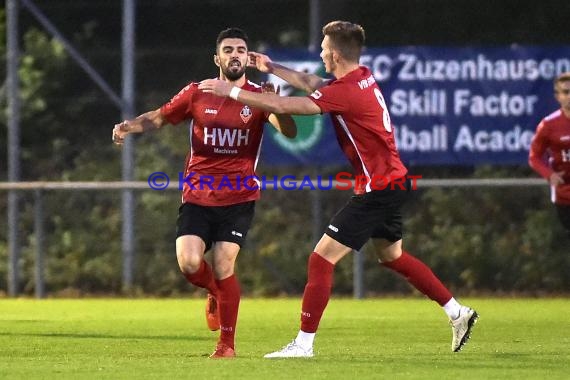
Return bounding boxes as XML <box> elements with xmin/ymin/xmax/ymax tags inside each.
<box><xmin>0</xmin><ymin>298</ymin><xmax>568</xmax><ymax>379</ymax></box>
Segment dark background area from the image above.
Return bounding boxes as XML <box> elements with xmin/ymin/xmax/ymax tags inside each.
<box><xmin>2</xmin><ymin>1</ymin><xmax>569</xmax><ymax>296</ymax></box>
<box><xmin>20</xmin><ymin>0</ymin><xmax>570</xmax><ymax>118</ymax></box>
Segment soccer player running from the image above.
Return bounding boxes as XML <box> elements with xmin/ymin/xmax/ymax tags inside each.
<box><xmin>529</xmin><ymin>72</ymin><xmax>570</xmax><ymax>237</ymax></box>
<box><xmin>199</xmin><ymin>21</ymin><xmax>478</xmax><ymax>358</ymax></box>
<box><xmin>112</xmin><ymin>27</ymin><xmax>296</xmax><ymax>358</ymax></box>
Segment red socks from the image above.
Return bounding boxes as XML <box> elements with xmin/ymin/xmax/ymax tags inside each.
<box><xmin>183</xmin><ymin>261</ymin><xmax>240</xmax><ymax>349</ymax></box>
<box><xmin>298</xmin><ymin>250</ymin><xmax>451</xmax><ymax>334</ymax></box>
<box><xmin>183</xmin><ymin>260</ymin><xmax>218</xmax><ymax>295</ymax></box>
<box><xmin>382</xmin><ymin>251</ymin><xmax>452</xmax><ymax>306</ymax></box>
<box><xmin>216</xmin><ymin>275</ymin><xmax>241</xmax><ymax>349</ymax></box>
<box><xmin>300</xmin><ymin>253</ymin><xmax>335</xmax><ymax>333</ymax></box>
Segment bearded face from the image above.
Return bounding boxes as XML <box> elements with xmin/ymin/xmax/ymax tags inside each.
<box><xmin>216</xmin><ymin>38</ymin><xmax>248</xmax><ymax>81</ymax></box>
<box><xmin>221</xmin><ymin>58</ymin><xmax>246</xmax><ymax>81</ymax></box>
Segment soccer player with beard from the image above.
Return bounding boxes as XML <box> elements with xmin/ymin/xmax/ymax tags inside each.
<box><xmin>200</xmin><ymin>21</ymin><xmax>478</xmax><ymax>357</ymax></box>
<box><xmin>112</xmin><ymin>27</ymin><xmax>296</xmax><ymax>358</ymax></box>
<box><xmin>529</xmin><ymin>72</ymin><xmax>570</xmax><ymax>236</ymax></box>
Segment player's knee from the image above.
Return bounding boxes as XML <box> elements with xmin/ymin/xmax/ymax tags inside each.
<box><xmin>377</xmin><ymin>248</ymin><xmax>402</xmax><ymax>263</ymax></box>
<box><xmin>176</xmin><ymin>250</ymin><xmax>202</xmax><ymax>274</ymax></box>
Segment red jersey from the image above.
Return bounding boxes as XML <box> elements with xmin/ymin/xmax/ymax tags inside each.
<box><xmin>529</xmin><ymin>109</ymin><xmax>570</xmax><ymax>205</ymax></box>
<box><xmin>161</xmin><ymin>80</ymin><xmax>269</xmax><ymax>206</ymax></box>
<box><xmin>307</xmin><ymin>66</ymin><xmax>407</xmax><ymax>194</ymax></box>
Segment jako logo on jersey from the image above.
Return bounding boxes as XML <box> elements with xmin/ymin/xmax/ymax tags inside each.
<box><xmin>240</xmin><ymin>106</ymin><xmax>252</xmax><ymax>123</ymax></box>
<box><xmin>205</xmin><ymin>108</ymin><xmax>218</xmax><ymax>115</ymax></box>
<box><xmin>231</xmin><ymin>230</ymin><xmax>243</xmax><ymax>237</ymax></box>
<box><xmin>560</xmin><ymin>135</ymin><xmax>570</xmax><ymax>141</ymax></box>
<box><xmin>203</xmin><ymin>127</ymin><xmax>250</xmax><ymax>147</ymax></box>
<box><xmin>328</xmin><ymin>224</ymin><xmax>339</xmax><ymax>232</ymax></box>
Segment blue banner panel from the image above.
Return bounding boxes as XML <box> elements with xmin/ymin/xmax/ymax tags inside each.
<box><xmin>260</xmin><ymin>46</ymin><xmax>570</xmax><ymax>166</ymax></box>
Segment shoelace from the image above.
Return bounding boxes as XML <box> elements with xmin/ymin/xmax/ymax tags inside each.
<box><xmin>283</xmin><ymin>341</ymin><xmax>299</xmax><ymax>351</ymax></box>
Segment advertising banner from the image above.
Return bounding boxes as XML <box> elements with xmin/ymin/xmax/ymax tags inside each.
<box><xmin>261</xmin><ymin>46</ymin><xmax>570</xmax><ymax>166</ymax></box>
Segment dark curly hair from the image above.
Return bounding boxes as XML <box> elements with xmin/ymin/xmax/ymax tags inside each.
<box><xmin>216</xmin><ymin>27</ymin><xmax>249</xmax><ymax>51</ymax></box>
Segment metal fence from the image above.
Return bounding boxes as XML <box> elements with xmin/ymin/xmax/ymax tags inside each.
<box><xmin>0</xmin><ymin>178</ymin><xmax>547</xmax><ymax>298</ymax></box>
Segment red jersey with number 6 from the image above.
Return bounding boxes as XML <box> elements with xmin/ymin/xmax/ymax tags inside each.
<box><xmin>529</xmin><ymin>109</ymin><xmax>570</xmax><ymax>205</ymax></box>
<box><xmin>160</xmin><ymin>80</ymin><xmax>269</xmax><ymax>206</ymax></box>
<box><xmin>307</xmin><ymin>66</ymin><xmax>407</xmax><ymax>194</ymax></box>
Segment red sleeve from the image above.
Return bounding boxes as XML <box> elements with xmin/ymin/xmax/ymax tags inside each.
<box><xmin>244</xmin><ymin>82</ymin><xmax>270</xmax><ymax>122</ymax></box>
<box><xmin>528</xmin><ymin>120</ymin><xmax>553</xmax><ymax>179</ymax></box>
<box><xmin>307</xmin><ymin>81</ymin><xmax>349</xmax><ymax>113</ymax></box>
<box><xmin>160</xmin><ymin>83</ymin><xmax>196</xmax><ymax>125</ymax></box>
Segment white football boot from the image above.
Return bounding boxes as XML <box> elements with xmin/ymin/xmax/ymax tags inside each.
<box><xmin>450</xmin><ymin>306</ymin><xmax>479</xmax><ymax>352</ymax></box>
<box><xmin>264</xmin><ymin>340</ymin><xmax>314</xmax><ymax>358</ymax></box>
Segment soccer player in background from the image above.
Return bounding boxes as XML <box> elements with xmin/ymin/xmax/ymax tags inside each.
<box><xmin>200</xmin><ymin>20</ymin><xmax>478</xmax><ymax>358</ymax></box>
<box><xmin>529</xmin><ymin>72</ymin><xmax>570</xmax><ymax>236</ymax></box>
<box><xmin>112</xmin><ymin>27</ymin><xmax>296</xmax><ymax>358</ymax></box>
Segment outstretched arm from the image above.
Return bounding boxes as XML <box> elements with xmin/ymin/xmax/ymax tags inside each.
<box><xmin>198</xmin><ymin>79</ymin><xmax>321</xmax><ymax>116</ymax></box>
<box><xmin>249</xmin><ymin>52</ymin><xmax>327</xmax><ymax>93</ymax></box>
<box><xmin>112</xmin><ymin>108</ymin><xmax>166</xmax><ymax>145</ymax></box>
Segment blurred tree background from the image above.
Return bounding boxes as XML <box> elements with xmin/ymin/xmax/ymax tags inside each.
<box><xmin>1</xmin><ymin>0</ymin><xmax>569</xmax><ymax>297</ymax></box>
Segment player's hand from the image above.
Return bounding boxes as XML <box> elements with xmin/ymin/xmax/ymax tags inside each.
<box><xmin>248</xmin><ymin>52</ymin><xmax>274</xmax><ymax>73</ymax></box>
<box><xmin>261</xmin><ymin>81</ymin><xmax>280</xmax><ymax>95</ymax></box>
<box><xmin>549</xmin><ymin>171</ymin><xmax>565</xmax><ymax>186</ymax></box>
<box><xmin>112</xmin><ymin>121</ymin><xmax>129</xmax><ymax>145</ymax></box>
<box><xmin>198</xmin><ymin>79</ymin><xmax>233</xmax><ymax>97</ymax></box>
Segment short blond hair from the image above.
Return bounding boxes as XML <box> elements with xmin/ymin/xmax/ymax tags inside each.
<box><xmin>322</xmin><ymin>21</ymin><xmax>365</xmax><ymax>63</ymax></box>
